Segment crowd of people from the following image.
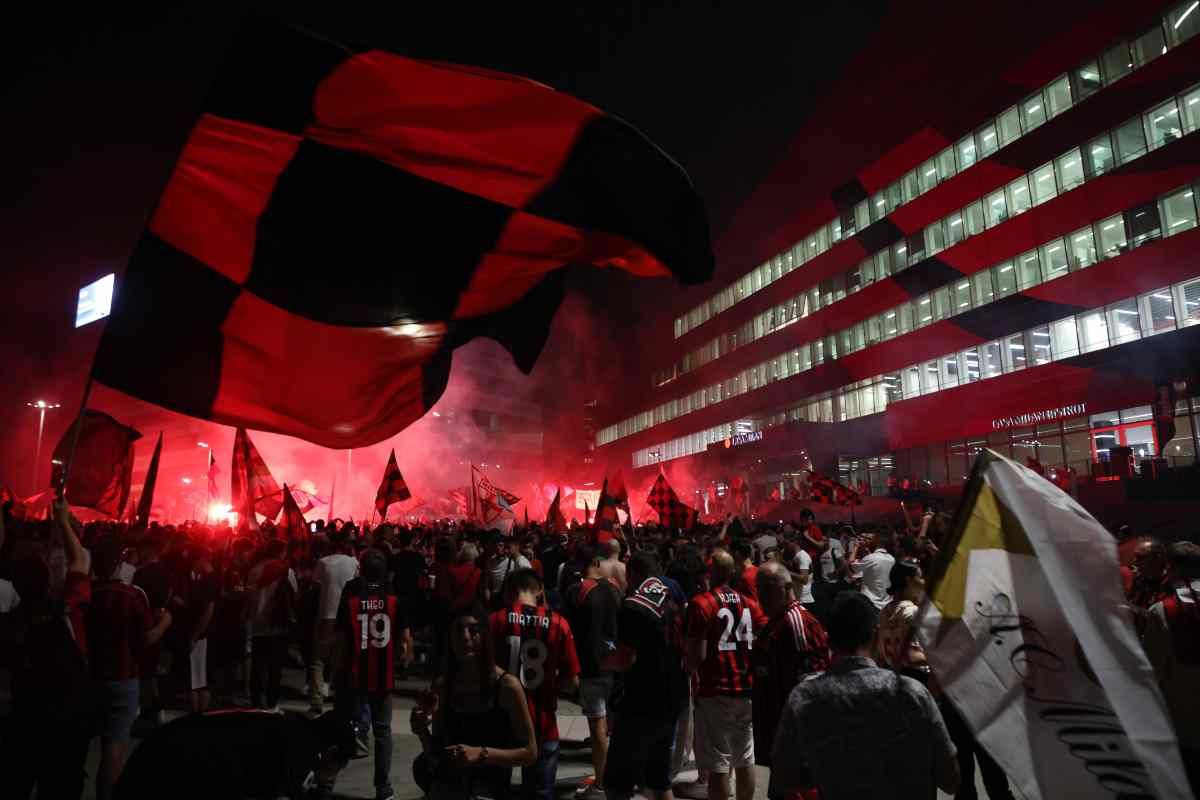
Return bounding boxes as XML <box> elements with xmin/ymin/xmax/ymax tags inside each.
<box><xmin>1</xmin><ymin>491</ymin><xmax>1197</xmax><ymax>799</ymax></box>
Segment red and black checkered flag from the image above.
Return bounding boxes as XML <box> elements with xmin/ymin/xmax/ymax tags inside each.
<box><xmin>277</xmin><ymin>484</ymin><xmax>309</xmax><ymax>542</ymax></box>
<box><xmin>230</xmin><ymin>427</ymin><xmax>282</xmax><ymax>527</ymax></box>
<box><xmin>374</xmin><ymin>448</ymin><xmax>411</xmax><ymax>515</ymax></box>
<box><xmin>809</xmin><ymin>472</ymin><xmax>861</xmax><ymax>506</ymax></box>
<box><xmin>90</xmin><ymin>18</ymin><xmax>713</xmax><ymax>450</ymax></box>
<box><xmin>593</xmin><ymin>476</ymin><xmax>619</xmax><ymax>538</ymax></box>
<box><xmin>644</xmin><ymin>473</ymin><xmax>697</xmax><ymax>529</ymax></box>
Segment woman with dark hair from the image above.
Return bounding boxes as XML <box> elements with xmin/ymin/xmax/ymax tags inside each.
<box><xmin>874</xmin><ymin>560</ymin><xmax>927</xmax><ymax>681</ymax></box>
<box><xmin>411</xmin><ymin>602</ymin><xmax>537</xmax><ymax>800</ymax></box>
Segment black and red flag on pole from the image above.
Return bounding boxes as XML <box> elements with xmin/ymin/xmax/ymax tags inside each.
<box><xmin>545</xmin><ymin>487</ymin><xmax>566</xmax><ymax>531</ymax></box>
<box><xmin>135</xmin><ymin>432</ymin><xmax>163</xmax><ymax>525</ymax></box>
<box><xmin>277</xmin><ymin>484</ymin><xmax>309</xmax><ymax>542</ymax></box>
<box><xmin>644</xmin><ymin>473</ymin><xmax>697</xmax><ymax>529</ymax></box>
<box><xmin>90</xmin><ymin>18</ymin><xmax>714</xmax><ymax>450</ymax></box>
<box><xmin>230</xmin><ymin>427</ymin><xmax>282</xmax><ymax>527</ymax></box>
<box><xmin>592</xmin><ymin>477</ymin><xmax>619</xmax><ymax>543</ymax></box>
<box><xmin>374</xmin><ymin>449</ymin><xmax>411</xmax><ymax>516</ymax></box>
<box><xmin>51</xmin><ymin>410</ymin><xmax>141</xmax><ymax>518</ymax></box>
<box><xmin>808</xmin><ymin>472</ymin><xmax>862</xmax><ymax>506</ymax></box>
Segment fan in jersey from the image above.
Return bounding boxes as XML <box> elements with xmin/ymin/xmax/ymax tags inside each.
<box><xmin>489</xmin><ymin>568</ymin><xmax>580</xmax><ymax>800</ymax></box>
<box><xmin>113</xmin><ymin>708</ymin><xmax>357</xmax><ymax>799</ymax></box>
<box><xmin>685</xmin><ymin>549</ymin><xmax>767</xmax><ymax>800</ymax></box>
<box><xmin>332</xmin><ymin>549</ymin><xmax>412</xmax><ymax>800</ymax></box>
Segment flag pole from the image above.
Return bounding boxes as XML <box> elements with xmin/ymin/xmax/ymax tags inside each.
<box><xmin>57</xmin><ymin>374</ymin><xmax>95</xmax><ymax>501</ymax></box>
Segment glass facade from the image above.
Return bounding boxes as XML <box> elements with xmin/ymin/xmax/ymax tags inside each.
<box><xmin>628</xmin><ymin>272</ymin><xmax>1200</xmax><ymax>470</ymax></box>
<box><xmin>655</xmin><ymin>81</ymin><xmax>1200</xmax><ymax>388</ymax></box>
<box><xmin>605</xmin><ymin>182</ymin><xmax>1200</xmax><ymax>447</ymax></box>
<box><xmin>671</xmin><ymin>0</ymin><xmax>1200</xmax><ymax>341</ymax></box>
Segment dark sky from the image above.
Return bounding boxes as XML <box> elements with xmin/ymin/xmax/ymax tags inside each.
<box><xmin>0</xmin><ymin>1</ymin><xmax>886</xmax><ymax>488</ymax></box>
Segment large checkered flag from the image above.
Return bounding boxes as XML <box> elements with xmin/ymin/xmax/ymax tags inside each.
<box><xmin>374</xmin><ymin>448</ymin><xmax>412</xmax><ymax>517</ymax></box>
<box><xmin>808</xmin><ymin>472</ymin><xmax>862</xmax><ymax>506</ymax></box>
<box><xmin>91</xmin><ymin>17</ymin><xmax>714</xmax><ymax>450</ymax></box>
<box><xmin>644</xmin><ymin>473</ymin><xmax>697</xmax><ymax>529</ymax></box>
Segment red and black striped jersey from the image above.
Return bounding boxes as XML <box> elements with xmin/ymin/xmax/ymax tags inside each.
<box><xmin>685</xmin><ymin>585</ymin><xmax>766</xmax><ymax>697</ymax></box>
<box><xmin>341</xmin><ymin>582</ymin><xmax>400</xmax><ymax>693</ymax></box>
<box><xmin>489</xmin><ymin>602</ymin><xmax>579</xmax><ymax>743</ymax></box>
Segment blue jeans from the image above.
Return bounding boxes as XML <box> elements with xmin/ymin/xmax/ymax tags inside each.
<box><xmin>522</xmin><ymin>738</ymin><xmax>560</xmax><ymax>800</ymax></box>
<box><xmin>339</xmin><ymin>690</ymin><xmax>394</xmax><ymax>796</ymax></box>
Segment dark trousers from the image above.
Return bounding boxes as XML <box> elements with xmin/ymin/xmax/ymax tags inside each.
<box><xmin>521</xmin><ymin>738</ymin><xmax>560</xmax><ymax>800</ymax></box>
<box><xmin>336</xmin><ymin>689</ymin><xmax>395</xmax><ymax>794</ymax></box>
<box><xmin>941</xmin><ymin>698</ymin><xmax>1014</xmax><ymax>800</ymax></box>
<box><xmin>251</xmin><ymin>634</ymin><xmax>289</xmax><ymax>708</ymax></box>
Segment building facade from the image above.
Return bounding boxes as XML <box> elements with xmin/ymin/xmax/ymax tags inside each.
<box><xmin>595</xmin><ymin>0</ymin><xmax>1200</xmax><ymax>503</ymax></box>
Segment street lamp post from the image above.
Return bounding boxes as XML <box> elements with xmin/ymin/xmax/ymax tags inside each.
<box><xmin>26</xmin><ymin>400</ymin><xmax>61</xmax><ymax>494</ymax></box>
<box><xmin>197</xmin><ymin>442</ymin><xmax>214</xmax><ymax>521</ymax></box>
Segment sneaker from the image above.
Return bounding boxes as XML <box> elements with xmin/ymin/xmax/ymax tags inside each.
<box><xmin>577</xmin><ymin>785</ymin><xmax>606</xmax><ymax>800</ymax></box>
<box><xmin>377</xmin><ymin>789</ymin><xmax>395</xmax><ymax>800</ymax></box>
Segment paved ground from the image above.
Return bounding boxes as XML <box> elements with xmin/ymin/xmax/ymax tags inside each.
<box><xmin>81</xmin><ymin>657</ymin><xmax>997</xmax><ymax>799</ymax></box>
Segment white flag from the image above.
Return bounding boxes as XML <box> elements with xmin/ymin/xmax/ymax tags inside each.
<box><xmin>918</xmin><ymin>449</ymin><xmax>1190</xmax><ymax>800</ymax></box>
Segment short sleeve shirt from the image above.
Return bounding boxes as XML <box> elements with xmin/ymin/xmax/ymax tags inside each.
<box><xmin>490</xmin><ymin>602</ymin><xmax>579</xmax><ymax>742</ymax></box>
<box><xmin>792</xmin><ymin>550</ymin><xmax>815</xmax><ymax>604</ymax></box>
<box><xmin>686</xmin><ymin>586</ymin><xmax>766</xmax><ymax>697</ymax></box>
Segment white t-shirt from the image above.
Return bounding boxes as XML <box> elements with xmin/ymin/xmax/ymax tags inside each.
<box><xmin>0</xmin><ymin>579</ymin><xmax>20</xmax><ymax>613</ymax></box>
<box><xmin>818</xmin><ymin>538</ymin><xmax>845</xmax><ymax>582</ymax></box>
<box><xmin>854</xmin><ymin>549</ymin><xmax>896</xmax><ymax>609</ymax></box>
<box><xmin>792</xmin><ymin>549</ymin><xmax>815</xmax><ymax>605</ymax></box>
<box><xmin>315</xmin><ymin>553</ymin><xmax>360</xmax><ymax>620</ymax></box>
<box><xmin>486</xmin><ymin>555</ymin><xmax>531</xmax><ymax>596</ymax></box>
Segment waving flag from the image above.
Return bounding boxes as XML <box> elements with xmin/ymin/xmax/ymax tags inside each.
<box><xmin>133</xmin><ymin>432</ymin><xmax>163</xmax><ymax>525</ymax></box>
<box><xmin>808</xmin><ymin>471</ymin><xmax>860</xmax><ymax>506</ymax></box>
<box><xmin>917</xmin><ymin>450</ymin><xmax>1189</xmax><ymax>800</ymax></box>
<box><xmin>89</xmin><ymin>17</ymin><xmax>714</xmax><ymax>450</ymax></box>
<box><xmin>206</xmin><ymin>450</ymin><xmax>220</xmax><ymax>504</ymax></box>
<box><xmin>277</xmin><ymin>484</ymin><xmax>309</xmax><ymax>542</ymax></box>
<box><xmin>374</xmin><ymin>449</ymin><xmax>412</xmax><ymax>515</ymax></box>
<box><xmin>644</xmin><ymin>473</ymin><xmax>696</xmax><ymax>529</ymax></box>
<box><xmin>592</xmin><ymin>476</ymin><xmax>620</xmax><ymax>543</ymax></box>
<box><xmin>51</xmin><ymin>410</ymin><xmax>142</xmax><ymax>518</ymax></box>
<box><xmin>545</xmin><ymin>487</ymin><xmax>566</xmax><ymax>531</ymax></box>
<box><xmin>230</xmin><ymin>427</ymin><xmax>282</xmax><ymax>526</ymax></box>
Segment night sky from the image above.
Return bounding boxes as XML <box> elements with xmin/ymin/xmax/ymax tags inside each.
<box><xmin>1</xmin><ymin>1</ymin><xmax>886</xmax><ymax>491</ymax></box>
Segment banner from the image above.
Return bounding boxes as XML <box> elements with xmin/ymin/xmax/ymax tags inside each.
<box><xmin>574</xmin><ymin>489</ymin><xmax>601</xmax><ymax>510</ymax></box>
<box><xmin>918</xmin><ymin>449</ymin><xmax>1189</xmax><ymax>800</ymax></box>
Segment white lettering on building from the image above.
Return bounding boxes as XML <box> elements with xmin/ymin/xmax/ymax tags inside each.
<box><xmin>991</xmin><ymin>403</ymin><xmax>1088</xmax><ymax>431</ymax></box>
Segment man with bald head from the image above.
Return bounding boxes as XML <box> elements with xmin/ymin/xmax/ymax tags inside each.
<box><xmin>685</xmin><ymin>549</ymin><xmax>766</xmax><ymax>800</ymax></box>
<box><xmin>752</xmin><ymin>562</ymin><xmax>831</xmax><ymax>796</ymax></box>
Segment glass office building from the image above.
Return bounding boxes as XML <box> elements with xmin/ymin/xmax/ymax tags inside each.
<box><xmin>594</xmin><ymin>0</ymin><xmax>1200</xmax><ymax>493</ymax></box>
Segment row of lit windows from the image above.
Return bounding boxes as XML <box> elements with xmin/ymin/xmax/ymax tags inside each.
<box><xmin>671</xmin><ymin>0</ymin><xmax>1200</xmax><ymax>342</ymax></box>
<box><xmin>654</xmin><ymin>80</ymin><xmax>1200</xmax><ymax>388</ymax></box>
<box><xmin>633</xmin><ymin>272</ymin><xmax>1200</xmax><ymax>468</ymax></box>
<box><xmin>599</xmin><ymin>180</ymin><xmax>1200</xmax><ymax>447</ymax></box>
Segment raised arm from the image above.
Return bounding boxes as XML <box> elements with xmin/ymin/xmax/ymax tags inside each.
<box><xmin>55</xmin><ymin>499</ymin><xmax>88</xmax><ymax>575</ymax></box>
